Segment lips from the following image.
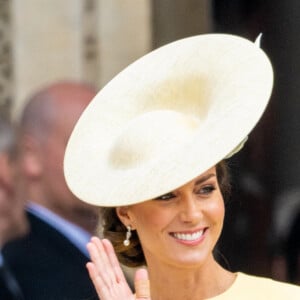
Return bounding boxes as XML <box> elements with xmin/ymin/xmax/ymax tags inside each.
<box><xmin>171</xmin><ymin>228</ymin><xmax>207</xmax><ymax>242</ymax></box>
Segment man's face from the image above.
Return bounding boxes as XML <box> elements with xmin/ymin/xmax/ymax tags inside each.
<box><xmin>38</xmin><ymin>100</ymin><xmax>99</xmax><ymax>231</ymax></box>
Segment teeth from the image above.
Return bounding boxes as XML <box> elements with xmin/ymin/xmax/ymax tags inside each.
<box><xmin>173</xmin><ymin>230</ymin><xmax>204</xmax><ymax>241</ymax></box>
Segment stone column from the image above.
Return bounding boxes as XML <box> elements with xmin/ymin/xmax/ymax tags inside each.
<box><xmin>97</xmin><ymin>0</ymin><xmax>152</xmax><ymax>87</ymax></box>
<box><xmin>11</xmin><ymin>0</ymin><xmax>83</xmax><ymax>118</ymax></box>
<box><xmin>81</xmin><ymin>0</ymin><xmax>100</xmax><ymax>88</ymax></box>
<box><xmin>152</xmin><ymin>0</ymin><xmax>212</xmax><ymax>48</ymax></box>
<box><xmin>0</xmin><ymin>0</ymin><xmax>13</xmax><ymax>119</ymax></box>
<box><xmin>10</xmin><ymin>0</ymin><xmax>152</xmax><ymax>117</ymax></box>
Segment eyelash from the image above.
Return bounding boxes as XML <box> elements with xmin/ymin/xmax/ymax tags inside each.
<box><xmin>155</xmin><ymin>184</ymin><xmax>216</xmax><ymax>201</ymax></box>
<box><xmin>198</xmin><ymin>185</ymin><xmax>216</xmax><ymax>195</ymax></box>
<box><xmin>155</xmin><ymin>193</ymin><xmax>176</xmax><ymax>201</ymax></box>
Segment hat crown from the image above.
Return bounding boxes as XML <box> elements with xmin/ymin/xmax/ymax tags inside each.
<box><xmin>109</xmin><ymin>110</ymin><xmax>201</xmax><ymax>169</ymax></box>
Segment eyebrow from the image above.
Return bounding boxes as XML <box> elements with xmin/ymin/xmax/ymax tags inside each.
<box><xmin>195</xmin><ymin>173</ymin><xmax>216</xmax><ymax>185</ymax></box>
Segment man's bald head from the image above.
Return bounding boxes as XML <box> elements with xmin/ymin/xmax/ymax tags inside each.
<box><xmin>19</xmin><ymin>81</ymin><xmax>96</xmax><ymax>140</ymax></box>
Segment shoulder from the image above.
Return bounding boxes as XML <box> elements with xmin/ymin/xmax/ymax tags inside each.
<box><xmin>236</xmin><ymin>273</ymin><xmax>300</xmax><ymax>299</ymax></box>
<box><xmin>3</xmin><ymin>212</ymin><xmax>87</xmax><ymax>262</ymax></box>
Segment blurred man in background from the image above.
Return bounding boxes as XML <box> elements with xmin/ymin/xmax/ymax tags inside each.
<box><xmin>0</xmin><ymin>117</ymin><xmax>28</xmax><ymax>300</ymax></box>
<box><xmin>3</xmin><ymin>81</ymin><xmax>100</xmax><ymax>299</ymax></box>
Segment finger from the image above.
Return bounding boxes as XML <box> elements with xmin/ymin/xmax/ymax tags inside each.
<box><xmin>135</xmin><ymin>268</ymin><xmax>151</xmax><ymax>299</ymax></box>
<box><xmin>87</xmin><ymin>238</ymin><xmax>116</xmax><ymax>287</ymax></box>
<box><xmin>86</xmin><ymin>262</ymin><xmax>105</xmax><ymax>297</ymax></box>
<box><xmin>102</xmin><ymin>238</ymin><xmax>128</xmax><ymax>283</ymax></box>
<box><xmin>87</xmin><ymin>240</ymin><xmax>134</xmax><ymax>300</ymax></box>
<box><xmin>88</xmin><ymin>237</ymin><xmax>126</xmax><ymax>288</ymax></box>
<box><xmin>86</xmin><ymin>239</ymin><xmax>102</xmax><ymax>272</ymax></box>
<box><xmin>87</xmin><ymin>262</ymin><xmax>121</xmax><ymax>299</ymax></box>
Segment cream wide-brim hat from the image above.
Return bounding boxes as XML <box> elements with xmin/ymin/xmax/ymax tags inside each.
<box><xmin>64</xmin><ymin>33</ymin><xmax>273</xmax><ymax>207</ymax></box>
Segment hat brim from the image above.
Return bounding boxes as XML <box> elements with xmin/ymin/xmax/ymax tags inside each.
<box><xmin>64</xmin><ymin>33</ymin><xmax>273</xmax><ymax>207</ymax></box>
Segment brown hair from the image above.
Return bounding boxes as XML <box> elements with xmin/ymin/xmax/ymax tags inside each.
<box><xmin>101</xmin><ymin>160</ymin><xmax>231</xmax><ymax>267</ymax></box>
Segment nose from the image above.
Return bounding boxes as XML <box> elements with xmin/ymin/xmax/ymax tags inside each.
<box><xmin>179</xmin><ymin>194</ymin><xmax>203</xmax><ymax>223</ymax></box>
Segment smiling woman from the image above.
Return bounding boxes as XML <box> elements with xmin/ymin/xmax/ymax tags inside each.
<box><xmin>115</xmin><ymin>166</ymin><xmax>225</xmax><ymax>271</ymax></box>
<box><xmin>64</xmin><ymin>33</ymin><xmax>300</xmax><ymax>299</ymax></box>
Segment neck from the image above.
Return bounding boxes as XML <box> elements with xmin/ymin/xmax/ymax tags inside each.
<box><xmin>146</xmin><ymin>255</ymin><xmax>235</xmax><ymax>300</ymax></box>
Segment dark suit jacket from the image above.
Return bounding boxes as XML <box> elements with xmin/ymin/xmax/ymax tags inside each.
<box><xmin>2</xmin><ymin>212</ymin><xmax>98</xmax><ymax>300</ymax></box>
<box><xmin>0</xmin><ymin>256</ymin><xmax>25</xmax><ymax>300</ymax></box>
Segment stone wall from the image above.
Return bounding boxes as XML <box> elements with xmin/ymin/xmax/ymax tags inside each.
<box><xmin>5</xmin><ymin>0</ymin><xmax>210</xmax><ymax>118</ymax></box>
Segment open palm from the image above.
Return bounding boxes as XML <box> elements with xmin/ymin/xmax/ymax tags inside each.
<box><xmin>87</xmin><ymin>237</ymin><xmax>151</xmax><ymax>300</ymax></box>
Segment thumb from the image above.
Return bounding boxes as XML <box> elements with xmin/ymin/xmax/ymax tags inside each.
<box><xmin>135</xmin><ymin>268</ymin><xmax>151</xmax><ymax>299</ymax></box>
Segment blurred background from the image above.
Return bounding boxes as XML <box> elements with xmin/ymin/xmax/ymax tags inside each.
<box><xmin>0</xmin><ymin>0</ymin><xmax>299</xmax><ymax>284</ymax></box>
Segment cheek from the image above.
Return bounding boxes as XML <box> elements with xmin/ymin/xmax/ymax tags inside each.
<box><xmin>206</xmin><ymin>196</ymin><xmax>225</xmax><ymax>223</ymax></box>
<box><xmin>130</xmin><ymin>205</ymin><xmax>173</xmax><ymax>233</ymax></box>
<box><xmin>130</xmin><ymin>207</ymin><xmax>172</xmax><ymax>253</ymax></box>
<box><xmin>44</xmin><ymin>145</ymin><xmax>65</xmax><ymax>175</ymax></box>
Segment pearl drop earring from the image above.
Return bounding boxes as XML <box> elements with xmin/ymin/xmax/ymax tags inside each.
<box><xmin>123</xmin><ymin>225</ymin><xmax>132</xmax><ymax>246</ymax></box>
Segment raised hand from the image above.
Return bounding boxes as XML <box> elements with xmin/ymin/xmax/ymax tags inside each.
<box><xmin>86</xmin><ymin>237</ymin><xmax>151</xmax><ymax>300</ymax></box>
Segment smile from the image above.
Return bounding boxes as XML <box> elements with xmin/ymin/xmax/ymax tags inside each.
<box><xmin>171</xmin><ymin>229</ymin><xmax>206</xmax><ymax>242</ymax></box>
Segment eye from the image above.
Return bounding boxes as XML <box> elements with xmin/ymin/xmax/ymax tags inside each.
<box><xmin>155</xmin><ymin>192</ymin><xmax>176</xmax><ymax>201</ymax></box>
<box><xmin>196</xmin><ymin>185</ymin><xmax>216</xmax><ymax>195</ymax></box>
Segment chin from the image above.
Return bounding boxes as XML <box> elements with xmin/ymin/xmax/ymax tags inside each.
<box><xmin>167</xmin><ymin>251</ymin><xmax>211</xmax><ymax>269</ymax></box>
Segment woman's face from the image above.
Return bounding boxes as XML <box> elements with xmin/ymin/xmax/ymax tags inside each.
<box><xmin>117</xmin><ymin>166</ymin><xmax>225</xmax><ymax>269</ymax></box>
